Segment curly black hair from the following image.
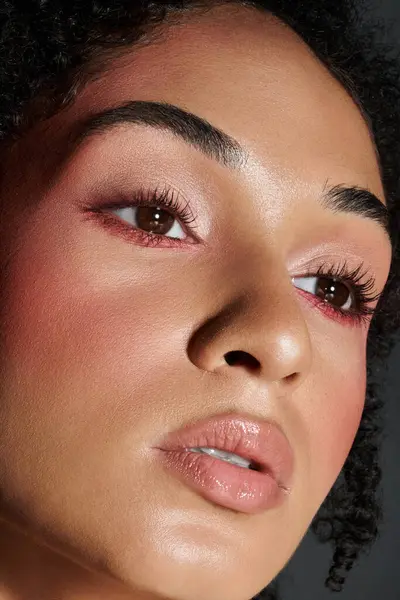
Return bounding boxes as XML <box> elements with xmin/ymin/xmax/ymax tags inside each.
<box><xmin>0</xmin><ymin>1</ymin><xmax>399</xmax><ymax>599</ymax></box>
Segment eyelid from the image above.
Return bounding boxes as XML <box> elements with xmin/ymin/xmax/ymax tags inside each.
<box><xmin>87</xmin><ymin>184</ymin><xmax>203</xmax><ymax>240</ymax></box>
<box><xmin>290</xmin><ymin>252</ymin><xmax>382</xmax><ymax>294</ymax></box>
<box><xmin>291</xmin><ymin>258</ymin><xmax>381</xmax><ymax>328</ymax></box>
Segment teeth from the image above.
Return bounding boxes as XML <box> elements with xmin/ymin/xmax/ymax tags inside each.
<box><xmin>189</xmin><ymin>447</ymin><xmax>252</xmax><ymax>469</ymax></box>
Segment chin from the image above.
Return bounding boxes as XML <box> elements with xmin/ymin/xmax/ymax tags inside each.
<box><xmin>80</xmin><ymin>519</ymin><xmax>283</xmax><ymax>600</ymax></box>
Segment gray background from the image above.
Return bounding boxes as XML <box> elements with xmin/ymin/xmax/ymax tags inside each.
<box><xmin>278</xmin><ymin>2</ymin><xmax>400</xmax><ymax>599</ymax></box>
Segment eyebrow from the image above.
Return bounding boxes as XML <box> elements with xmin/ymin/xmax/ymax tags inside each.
<box><xmin>76</xmin><ymin>100</ymin><xmax>247</xmax><ymax>169</ymax></box>
<box><xmin>322</xmin><ymin>183</ymin><xmax>390</xmax><ymax>241</ymax></box>
<box><xmin>74</xmin><ymin>100</ymin><xmax>391</xmax><ymax>243</ymax></box>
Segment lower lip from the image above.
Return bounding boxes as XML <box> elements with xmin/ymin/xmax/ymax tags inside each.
<box><xmin>156</xmin><ymin>449</ymin><xmax>287</xmax><ymax>514</ymax></box>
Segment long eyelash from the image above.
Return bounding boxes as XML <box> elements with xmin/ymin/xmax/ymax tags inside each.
<box><xmin>306</xmin><ymin>260</ymin><xmax>382</xmax><ymax>326</ymax></box>
<box><xmin>86</xmin><ymin>185</ymin><xmax>199</xmax><ymax>248</ymax></box>
<box><xmin>137</xmin><ymin>185</ymin><xmax>198</xmax><ymax>228</ymax></box>
<box><xmin>106</xmin><ymin>186</ymin><xmax>196</xmax><ymax>226</ymax></box>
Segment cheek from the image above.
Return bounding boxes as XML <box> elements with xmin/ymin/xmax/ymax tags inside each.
<box><xmin>1</xmin><ymin>228</ymin><xmax>182</xmax><ymax>436</ymax></box>
<box><xmin>305</xmin><ymin>353</ymin><xmax>367</xmax><ymax>507</ymax></box>
<box><xmin>2</xmin><ymin>206</ymin><xmax>175</xmax><ymax>375</ymax></box>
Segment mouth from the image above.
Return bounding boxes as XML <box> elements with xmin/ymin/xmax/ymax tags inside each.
<box><xmin>153</xmin><ymin>413</ymin><xmax>294</xmax><ymax>515</ymax></box>
<box><xmin>187</xmin><ymin>446</ymin><xmax>262</xmax><ymax>470</ymax></box>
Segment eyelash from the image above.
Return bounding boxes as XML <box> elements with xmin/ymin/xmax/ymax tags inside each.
<box><xmin>296</xmin><ymin>261</ymin><xmax>381</xmax><ymax>327</ymax></box>
<box><xmin>87</xmin><ymin>186</ymin><xmax>199</xmax><ymax>248</ymax></box>
<box><xmin>86</xmin><ymin>186</ymin><xmax>381</xmax><ymax>327</ymax></box>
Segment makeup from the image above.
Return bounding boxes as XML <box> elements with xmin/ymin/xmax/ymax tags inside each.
<box><xmin>154</xmin><ymin>414</ymin><xmax>294</xmax><ymax>514</ymax></box>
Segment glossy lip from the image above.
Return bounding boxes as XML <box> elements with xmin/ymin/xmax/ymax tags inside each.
<box><xmin>153</xmin><ymin>413</ymin><xmax>294</xmax><ymax>515</ymax></box>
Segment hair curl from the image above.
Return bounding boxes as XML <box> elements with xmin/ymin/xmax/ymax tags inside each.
<box><xmin>0</xmin><ymin>1</ymin><xmax>399</xmax><ymax>598</ymax></box>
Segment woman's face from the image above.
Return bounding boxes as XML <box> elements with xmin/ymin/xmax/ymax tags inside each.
<box><xmin>0</xmin><ymin>4</ymin><xmax>392</xmax><ymax>600</ymax></box>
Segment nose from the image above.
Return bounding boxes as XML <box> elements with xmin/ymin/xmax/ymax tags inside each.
<box><xmin>187</xmin><ymin>267</ymin><xmax>312</xmax><ymax>392</ymax></box>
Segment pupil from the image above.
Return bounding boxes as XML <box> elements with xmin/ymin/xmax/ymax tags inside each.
<box><xmin>136</xmin><ymin>206</ymin><xmax>175</xmax><ymax>234</ymax></box>
<box><xmin>317</xmin><ymin>277</ymin><xmax>350</xmax><ymax>308</ymax></box>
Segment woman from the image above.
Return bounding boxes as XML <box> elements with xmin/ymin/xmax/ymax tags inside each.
<box><xmin>0</xmin><ymin>0</ymin><xmax>399</xmax><ymax>599</ymax></box>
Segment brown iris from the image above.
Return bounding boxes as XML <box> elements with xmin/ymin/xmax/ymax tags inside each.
<box><xmin>316</xmin><ymin>277</ymin><xmax>352</xmax><ymax>308</ymax></box>
<box><xmin>136</xmin><ymin>206</ymin><xmax>175</xmax><ymax>235</ymax></box>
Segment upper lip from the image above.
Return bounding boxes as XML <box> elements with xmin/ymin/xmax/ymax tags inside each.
<box><xmin>155</xmin><ymin>413</ymin><xmax>294</xmax><ymax>491</ymax></box>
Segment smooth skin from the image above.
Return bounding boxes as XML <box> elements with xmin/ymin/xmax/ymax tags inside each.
<box><xmin>0</xmin><ymin>4</ymin><xmax>392</xmax><ymax>600</ymax></box>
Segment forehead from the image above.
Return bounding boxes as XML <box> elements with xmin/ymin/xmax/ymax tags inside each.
<box><xmin>35</xmin><ymin>4</ymin><xmax>385</xmax><ymax>202</ymax></box>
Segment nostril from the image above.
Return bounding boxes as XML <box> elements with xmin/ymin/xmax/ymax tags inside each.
<box><xmin>224</xmin><ymin>350</ymin><xmax>260</xmax><ymax>372</ymax></box>
<box><xmin>285</xmin><ymin>372</ymin><xmax>299</xmax><ymax>384</ymax></box>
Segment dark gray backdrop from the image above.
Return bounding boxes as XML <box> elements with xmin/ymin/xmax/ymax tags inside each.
<box><xmin>278</xmin><ymin>2</ymin><xmax>400</xmax><ymax>598</ymax></box>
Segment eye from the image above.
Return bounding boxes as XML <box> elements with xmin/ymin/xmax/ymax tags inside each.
<box><xmin>111</xmin><ymin>206</ymin><xmax>186</xmax><ymax>240</ymax></box>
<box><xmin>293</xmin><ymin>275</ymin><xmax>353</xmax><ymax>310</ymax></box>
